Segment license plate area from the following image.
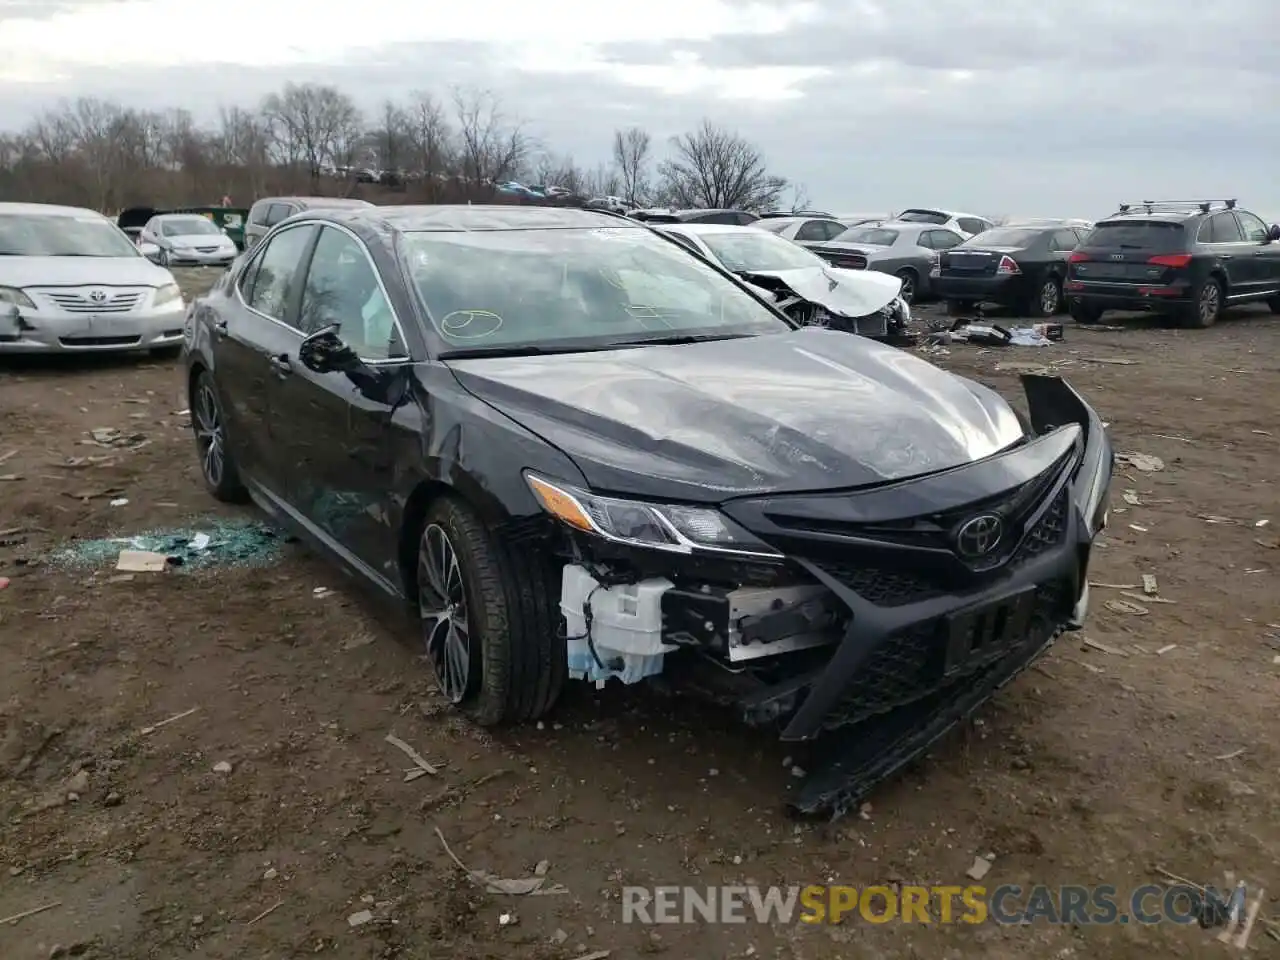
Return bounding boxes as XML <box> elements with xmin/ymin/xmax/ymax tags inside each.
<box><xmin>942</xmin><ymin>587</ymin><xmax>1038</xmax><ymax>677</ymax></box>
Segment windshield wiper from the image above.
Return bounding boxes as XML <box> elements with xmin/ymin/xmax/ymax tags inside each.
<box><xmin>439</xmin><ymin>342</ymin><xmax>624</xmax><ymax>360</ymax></box>
<box><xmin>602</xmin><ymin>332</ymin><xmax>756</xmax><ymax>347</ymax></box>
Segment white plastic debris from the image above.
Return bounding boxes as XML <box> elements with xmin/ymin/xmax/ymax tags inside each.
<box><xmin>212</xmin><ymin>761</ymin><xmax>232</xmax><ymax>774</ymax></box>
<box><xmin>109</xmin><ymin>498</ymin><xmax>128</xmax><ymax>507</ymax></box>
<box><xmin>1116</xmin><ymin>453</ymin><xmax>1165</xmax><ymax>472</ymax></box>
<box><xmin>966</xmin><ymin>855</ymin><xmax>994</xmax><ymax>880</ymax></box>
<box><xmin>189</xmin><ymin>533</ymin><xmax>211</xmax><ymax>551</ymax></box>
<box><xmin>347</xmin><ymin>910</ymin><xmax>373</xmax><ymax>927</ymax></box>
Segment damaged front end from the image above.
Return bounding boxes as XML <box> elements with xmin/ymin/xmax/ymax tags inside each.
<box><xmin>739</xmin><ymin>268</ymin><xmax>914</xmax><ymax>344</ymax></box>
<box><xmin>524</xmin><ymin>375</ymin><xmax>1112</xmax><ymax>819</ymax></box>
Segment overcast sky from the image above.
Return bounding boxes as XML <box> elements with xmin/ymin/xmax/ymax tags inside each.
<box><xmin>1</xmin><ymin>0</ymin><xmax>1275</xmax><ymax>219</ymax></box>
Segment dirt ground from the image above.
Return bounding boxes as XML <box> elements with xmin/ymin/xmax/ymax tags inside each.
<box><xmin>1</xmin><ymin>268</ymin><xmax>1278</xmax><ymax>959</ymax></box>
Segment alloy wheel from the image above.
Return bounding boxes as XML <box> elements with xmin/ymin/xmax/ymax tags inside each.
<box><xmin>1199</xmin><ymin>284</ymin><xmax>1220</xmax><ymax>324</ymax></box>
<box><xmin>1040</xmin><ymin>280</ymin><xmax>1059</xmax><ymax>315</ymax></box>
<box><xmin>193</xmin><ymin>381</ymin><xmax>224</xmax><ymax>488</ymax></box>
<box><xmin>419</xmin><ymin>523</ymin><xmax>471</xmax><ymax>702</ymax></box>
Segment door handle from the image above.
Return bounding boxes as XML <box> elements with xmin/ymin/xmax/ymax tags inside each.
<box><xmin>1219</xmin><ymin>254</ymin><xmax>1233</xmax><ymax>260</ymax></box>
<box><xmin>1253</xmin><ymin>250</ymin><xmax>1267</xmax><ymax>256</ymax></box>
<box><xmin>268</xmin><ymin>354</ymin><xmax>292</xmax><ymax>377</ymax></box>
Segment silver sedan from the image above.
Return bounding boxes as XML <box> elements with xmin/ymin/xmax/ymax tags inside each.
<box><xmin>141</xmin><ymin>214</ymin><xmax>238</xmax><ymax>267</ymax></box>
<box><xmin>1</xmin><ymin>202</ymin><xmax>187</xmax><ymax>354</ymax></box>
<box><xmin>809</xmin><ymin>222</ymin><xmax>967</xmax><ymax>304</ymax></box>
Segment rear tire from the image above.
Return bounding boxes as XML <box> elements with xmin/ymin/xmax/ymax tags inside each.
<box><xmin>1069</xmin><ymin>300</ymin><xmax>1103</xmax><ymax>325</ymax></box>
<box><xmin>417</xmin><ymin>497</ymin><xmax>564</xmax><ymax>726</ymax></box>
<box><xmin>191</xmin><ymin>369</ymin><xmax>248</xmax><ymax>503</ymax></box>
<box><xmin>1268</xmin><ymin>296</ymin><xmax>1280</xmax><ymax>315</ymax></box>
<box><xmin>1181</xmin><ymin>277</ymin><xmax>1222</xmax><ymax>328</ymax></box>
<box><xmin>1023</xmin><ymin>275</ymin><xmax>1061</xmax><ymax>318</ymax></box>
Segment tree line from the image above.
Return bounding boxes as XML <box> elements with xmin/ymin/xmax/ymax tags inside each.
<box><xmin>0</xmin><ymin>82</ymin><xmax>799</xmax><ymax>214</ymax></box>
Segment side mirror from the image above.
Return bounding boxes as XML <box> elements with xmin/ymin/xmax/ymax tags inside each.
<box><xmin>1269</xmin><ymin>224</ymin><xmax>1280</xmax><ymax>243</ymax></box>
<box><xmin>298</xmin><ymin>324</ymin><xmax>360</xmax><ymax>374</ymax></box>
<box><xmin>139</xmin><ymin>242</ymin><xmax>162</xmax><ymax>262</ymax></box>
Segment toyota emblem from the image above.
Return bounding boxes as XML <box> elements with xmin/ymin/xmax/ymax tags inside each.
<box><xmin>88</xmin><ymin>289</ymin><xmax>108</xmax><ymax>303</ymax></box>
<box><xmin>955</xmin><ymin>514</ymin><xmax>1004</xmax><ymax>558</ymax></box>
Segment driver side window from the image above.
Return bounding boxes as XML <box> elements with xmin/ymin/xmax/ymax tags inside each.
<box><xmin>299</xmin><ymin>226</ymin><xmax>407</xmax><ymax>360</ymax></box>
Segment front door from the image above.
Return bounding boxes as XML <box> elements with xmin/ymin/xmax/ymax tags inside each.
<box><xmin>272</xmin><ymin>224</ymin><xmax>413</xmax><ymax>586</ymax></box>
<box><xmin>211</xmin><ymin>223</ymin><xmax>317</xmax><ymax>490</ymax></box>
<box><xmin>1233</xmin><ymin>210</ymin><xmax>1280</xmax><ymax>298</ymax></box>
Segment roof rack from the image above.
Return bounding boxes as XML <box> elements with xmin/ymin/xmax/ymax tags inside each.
<box><xmin>1116</xmin><ymin>199</ymin><xmax>1237</xmax><ymax>215</ymax></box>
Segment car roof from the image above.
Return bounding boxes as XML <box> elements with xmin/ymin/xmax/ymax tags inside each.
<box><xmin>256</xmin><ymin>196</ymin><xmax>374</xmax><ymax>207</ymax></box>
<box><xmin>653</xmin><ymin>223</ymin><xmax>764</xmax><ymax>236</ymax></box>
<box><xmin>864</xmin><ymin>221</ymin><xmax>932</xmax><ymax>233</ymax></box>
<box><xmin>0</xmin><ymin>202</ymin><xmax>104</xmax><ymax>218</ymax></box>
<box><xmin>152</xmin><ymin>212</ymin><xmax>213</xmax><ymax>220</ymax></box>
<box><xmin>311</xmin><ymin>203</ymin><xmax>635</xmax><ymax>232</ymax></box>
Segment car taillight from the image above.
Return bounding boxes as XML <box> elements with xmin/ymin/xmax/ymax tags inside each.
<box><xmin>1148</xmin><ymin>253</ymin><xmax>1192</xmax><ymax>268</ymax></box>
<box><xmin>996</xmin><ymin>255</ymin><xmax>1020</xmax><ymax>275</ymax></box>
<box><xmin>1068</xmin><ymin>252</ymin><xmax>1090</xmax><ymax>262</ymax></box>
<box><xmin>930</xmin><ymin>253</ymin><xmax>941</xmax><ymax>276</ymax></box>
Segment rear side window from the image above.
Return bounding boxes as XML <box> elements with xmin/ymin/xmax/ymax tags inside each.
<box><xmin>1049</xmin><ymin>229</ymin><xmax>1080</xmax><ymax>251</ymax></box>
<box><xmin>1199</xmin><ymin>213</ymin><xmax>1243</xmax><ymax>244</ymax></box>
<box><xmin>795</xmin><ymin>220</ymin><xmax>831</xmax><ymax>242</ymax></box>
<box><xmin>957</xmin><ymin>217</ymin><xmax>990</xmax><ymax>235</ymax></box>
<box><xmin>248</xmin><ymin>203</ymin><xmax>270</xmax><ymax>225</ymax></box>
<box><xmin>265</xmin><ymin>203</ymin><xmax>294</xmax><ymax>226</ymax></box>
<box><xmin>1082</xmin><ymin>220</ymin><xmax>1186</xmax><ymax>252</ymax></box>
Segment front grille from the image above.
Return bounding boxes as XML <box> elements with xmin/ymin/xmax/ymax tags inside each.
<box><xmin>59</xmin><ymin>335</ymin><xmax>142</xmax><ymax>346</ymax></box>
<box><xmin>1012</xmin><ymin>487</ymin><xmax>1069</xmax><ymax>563</ymax></box>
<box><xmin>41</xmin><ymin>289</ymin><xmax>144</xmax><ymax>314</ymax></box>
<box><xmin>820</xmin><ymin>580</ymin><xmax>1071</xmax><ymax>730</ymax></box>
<box><xmin>195</xmin><ymin>246</ymin><xmax>220</xmax><ymax>254</ymax></box>
<box><xmin>812</xmin><ymin>563</ymin><xmax>943</xmax><ymax>607</ymax></box>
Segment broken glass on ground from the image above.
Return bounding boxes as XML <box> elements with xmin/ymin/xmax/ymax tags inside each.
<box><xmin>49</xmin><ymin>517</ymin><xmax>284</xmax><ymax>572</ymax></box>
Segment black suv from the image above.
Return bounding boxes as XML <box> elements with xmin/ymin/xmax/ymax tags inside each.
<box><xmin>1064</xmin><ymin>200</ymin><xmax>1280</xmax><ymax>327</ymax></box>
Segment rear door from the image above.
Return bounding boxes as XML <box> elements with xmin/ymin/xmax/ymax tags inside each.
<box><xmin>273</xmin><ymin>224</ymin><xmax>413</xmax><ymax>575</ymax></box>
<box><xmin>217</xmin><ymin>222</ymin><xmax>319</xmax><ymax>496</ymax></box>
<box><xmin>1197</xmin><ymin>212</ymin><xmax>1254</xmax><ymax>295</ymax></box>
<box><xmin>1234</xmin><ymin>210</ymin><xmax>1280</xmax><ymax>296</ymax></box>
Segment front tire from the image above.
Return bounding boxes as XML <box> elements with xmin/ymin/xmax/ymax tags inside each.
<box><xmin>895</xmin><ymin>268</ymin><xmax>918</xmax><ymax>305</ymax></box>
<box><xmin>191</xmin><ymin>369</ymin><xmax>247</xmax><ymax>502</ymax></box>
<box><xmin>158</xmin><ymin>248</ymin><xmax>169</xmax><ymax>267</ymax></box>
<box><xmin>417</xmin><ymin>497</ymin><xmax>564</xmax><ymax>726</ymax></box>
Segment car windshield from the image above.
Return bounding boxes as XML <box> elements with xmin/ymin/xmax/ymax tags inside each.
<box><xmin>0</xmin><ymin>213</ymin><xmax>139</xmax><ymax>257</ymax></box>
<box><xmin>698</xmin><ymin>230</ymin><xmax>821</xmax><ymax>272</ymax></box>
<box><xmin>831</xmin><ymin>227</ymin><xmax>898</xmax><ymax>246</ymax></box>
<box><xmin>162</xmin><ymin>217</ymin><xmax>220</xmax><ymax>236</ymax></box>
<box><xmin>966</xmin><ymin>228</ymin><xmax>1040</xmax><ymax>247</ymax></box>
<box><xmin>896</xmin><ymin>210</ymin><xmax>950</xmax><ymax>224</ymax></box>
<box><xmin>401</xmin><ymin>226</ymin><xmax>792</xmax><ymax>355</ymax></box>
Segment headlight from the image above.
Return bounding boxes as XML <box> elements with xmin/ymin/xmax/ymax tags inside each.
<box><xmin>524</xmin><ymin>473</ymin><xmax>781</xmax><ymax>558</ymax></box>
<box><xmin>0</xmin><ymin>286</ymin><xmax>36</xmax><ymax>309</ymax></box>
<box><xmin>153</xmin><ymin>283</ymin><xmax>183</xmax><ymax>308</ymax></box>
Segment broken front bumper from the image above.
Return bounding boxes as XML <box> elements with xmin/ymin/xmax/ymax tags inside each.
<box><xmin>717</xmin><ymin>375</ymin><xmax>1113</xmax><ymax>816</ymax></box>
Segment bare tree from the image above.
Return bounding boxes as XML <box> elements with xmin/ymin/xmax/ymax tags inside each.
<box><xmin>405</xmin><ymin>90</ymin><xmax>453</xmax><ymax>188</ymax></box>
<box><xmin>371</xmin><ymin>101</ymin><xmax>411</xmax><ymax>173</ymax></box>
<box><xmin>785</xmin><ymin>183</ymin><xmax>812</xmax><ymax>213</ymax></box>
<box><xmin>261</xmin><ymin>83</ymin><xmax>362</xmax><ymax>186</ymax></box>
<box><xmin>657</xmin><ymin>120</ymin><xmax>787</xmax><ymax>212</ymax></box>
<box><xmin>451</xmin><ymin>86</ymin><xmax>528</xmax><ymax>184</ymax></box>
<box><xmin>611</xmin><ymin>127</ymin><xmax>651</xmax><ymax>206</ymax></box>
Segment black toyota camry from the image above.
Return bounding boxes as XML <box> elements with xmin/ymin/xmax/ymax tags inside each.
<box><xmin>182</xmin><ymin>204</ymin><xmax>1114</xmax><ymax>817</ymax></box>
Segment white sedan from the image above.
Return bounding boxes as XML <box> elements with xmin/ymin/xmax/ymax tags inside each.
<box><xmin>650</xmin><ymin>222</ymin><xmax>911</xmax><ymax>340</ymax></box>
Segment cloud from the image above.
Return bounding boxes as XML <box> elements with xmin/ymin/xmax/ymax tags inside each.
<box><xmin>1</xmin><ymin>0</ymin><xmax>1277</xmax><ymax>218</ymax></box>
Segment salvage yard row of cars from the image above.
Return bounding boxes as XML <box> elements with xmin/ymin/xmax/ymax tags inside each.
<box><xmin>1</xmin><ymin>194</ymin><xmax>1277</xmax><ymax>815</ymax></box>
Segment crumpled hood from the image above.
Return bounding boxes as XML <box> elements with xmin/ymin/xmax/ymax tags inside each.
<box><xmin>3</xmin><ymin>256</ymin><xmax>174</xmax><ymax>288</ymax></box>
<box><xmin>447</xmin><ymin>327</ymin><xmax>1024</xmax><ymax>503</ymax></box>
<box><xmin>739</xmin><ymin>265</ymin><xmax>900</xmax><ymax>317</ymax></box>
